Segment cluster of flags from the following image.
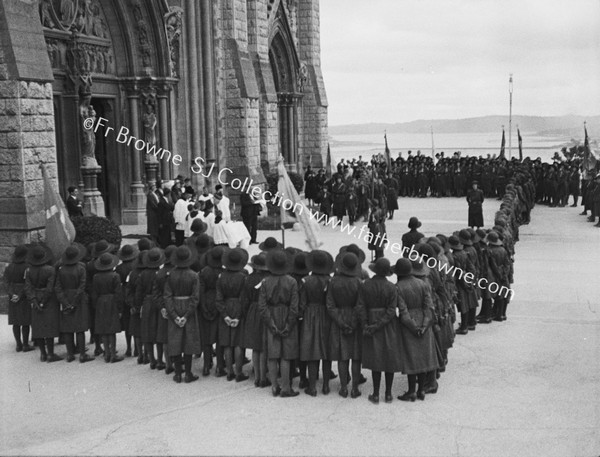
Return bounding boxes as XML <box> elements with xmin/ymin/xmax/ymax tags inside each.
<box><xmin>42</xmin><ymin>163</ymin><xmax>76</xmax><ymax>259</ymax></box>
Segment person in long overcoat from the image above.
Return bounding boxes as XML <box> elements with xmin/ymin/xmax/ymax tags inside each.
<box><xmin>356</xmin><ymin>258</ymin><xmax>403</xmax><ymax>404</ymax></box>
<box><xmin>287</xmin><ymin>250</ymin><xmax>310</xmax><ymax>389</ymax></box>
<box><xmin>25</xmin><ymin>246</ymin><xmax>62</xmax><ymax>362</ymax></box>
<box><xmin>116</xmin><ymin>244</ymin><xmax>138</xmax><ymax>357</ymax></box>
<box><xmin>157</xmin><ymin>188</ymin><xmax>174</xmax><ymax>249</ymax></box>
<box><xmin>485</xmin><ymin>231</ymin><xmax>510</xmax><ymax>321</ymax></box>
<box><xmin>385</xmin><ymin>173</ymin><xmax>399</xmax><ymax>219</ymax></box>
<box><xmin>240</xmin><ymin>253</ymin><xmax>270</xmax><ymax>387</ymax></box>
<box><xmin>55</xmin><ymin>244</ymin><xmax>94</xmax><ymax>363</ymax></box>
<box><xmin>87</xmin><ymin>239</ymin><xmax>113</xmax><ymax>356</ymax></box>
<box><xmin>4</xmin><ymin>245</ymin><xmax>33</xmax><ymax>352</ymax></box>
<box><xmin>460</xmin><ymin>229</ymin><xmax>480</xmax><ymax>330</ymax></box>
<box><xmin>199</xmin><ymin>246</ymin><xmax>226</xmax><ymax>376</ymax></box>
<box><xmin>137</xmin><ymin>248</ymin><xmax>165</xmax><ymax>369</ymax></box>
<box><xmin>299</xmin><ymin>250</ymin><xmax>334</xmax><ymax>397</ymax></box>
<box><xmin>215</xmin><ymin>248</ymin><xmax>250</xmax><ymax>381</ymax></box>
<box><xmin>331</xmin><ymin>176</ymin><xmax>347</xmax><ymax>223</ymax></box>
<box><xmin>91</xmin><ymin>253</ymin><xmax>124</xmax><ymax>363</ymax></box>
<box><xmin>304</xmin><ymin>166</ymin><xmax>320</xmax><ymax>208</ymax></box>
<box><xmin>327</xmin><ymin>252</ymin><xmax>363</xmax><ymax>398</ymax></box>
<box><xmin>449</xmin><ymin>236</ymin><xmax>476</xmax><ymax>335</ymax></box>
<box><xmin>164</xmin><ymin>246</ymin><xmax>202</xmax><ymax>383</ymax></box>
<box><xmin>126</xmin><ymin>251</ymin><xmax>145</xmax><ymax>363</ymax></box>
<box><xmin>406</xmin><ymin>257</ymin><xmax>446</xmax><ymax>396</ymax></box>
<box><xmin>258</xmin><ymin>250</ymin><xmax>300</xmax><ymax>397</ymax></box>
<box><xmin>153</xmin><ymin>245</ymin><xmax>176</xmax><ymax>373</ymax></box>
<box><xmin>392</xmin><ymin>258</ymin><xmax>439</xmax><ymax>401</ymax></box>
<box><xmin>146</xmin><ymin>183</ymin><xmax>160</xmax><ymax>241</ymax></box>
<box><xmin>467</xmin><ymin>181</ymin><xmax>484</xmax><ymax>228</ymax></box>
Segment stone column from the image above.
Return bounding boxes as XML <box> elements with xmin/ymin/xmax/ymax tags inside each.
<box><xmin>200</xmin><ymin>0</ymin><xmax>217</xmax><ymax>164</ymax></box>
<box><xmin>122</xmin><ymin>89</ymin><xmax>146</xmax><ymax>225</ymax></box>
<box><xmin>79</xmin><ymin>92</ymin><xmax>105</xmax><ymax>217</ymax></box>
<box><xmin>287</xmin><ymin>100</ymin><xmax>295</xmax><ymax>170</ymax></box>
<box><xmin>0</xmin><ymin>0</ymin><xmax>56</xmax><ymax>261</ymax></box>
<box><xmin>158</xmin><ymin>89</ymin><xmax>171</xmax><ymax>179</ymax></box>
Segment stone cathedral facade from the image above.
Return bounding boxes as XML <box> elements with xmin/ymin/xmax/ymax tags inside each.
<box><xmin>0</xmin><ymin>0</ymin><xmax>328</xmax><ymax>261</ymax></box>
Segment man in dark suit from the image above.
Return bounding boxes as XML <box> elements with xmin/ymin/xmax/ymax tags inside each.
<box><xmin>157</xmin><ymin>187</ymin><xmax>174</xmax><ymax>248</ymax></box>
<box><xmin>146</xmin><ymin>182</ymin><xmax>160</xmax><ymax>242</ymax></box>
<box><xmin>66</xmin><ymin>186</ymin><xmax>83</xmax><ymax>217</ymax></box>
<box><xmin>240</xmin><ymin>190</ymin><xmax>261</xmax><ymax>244</ymax></box>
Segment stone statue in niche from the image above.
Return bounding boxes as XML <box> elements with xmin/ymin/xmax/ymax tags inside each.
<box><xmin>80</xmin><ymin>99</ymin><xmax>98</xmax><ymax>167</ymax></box>
<box><xmin>143</xmin><ymin>103</ymin><xmax>157</xmax><ymax>146</ymax></box>
<box><xmin>40</xmin><ymin>0</ymin><xmax>56</xmax><ymax>28</ymax></box>
<box><xmin>298</xmin><ymin>62</ymin><xmax>308</xmax><ymax>92</ymax></box>
<box><xmin>164</xmin><ymin>7</ymin><xmax>183</xmax><ymax>78</ymax></box>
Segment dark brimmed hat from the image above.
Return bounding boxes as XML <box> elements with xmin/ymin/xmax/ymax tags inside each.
<box><xmin>171</xmin><ymin>245</ymin><xmax>195</xmax><ymax>268</ymax></box>
<box><xmin>338</xmin><ymin>244</ymin><xmax>366</xmax><ymax>264</ymax></box>
<box><xmin>28</xmin><ymin>245</ymin><xmax>52</xmax><ymax>266</ymax></box>
<box><xmin>11</xmin><ymin>245</ymin><xmax>29</xmax><ymax>264</ymax></box>
<box><xmin>91</xmin><ymin>240</ymin><xmax>113</xmax><ymax>258</ymax></box>
<box><xmin>94</xmin><ymin>252</ymin><xmax>119</xmax><ymax>271</ymax></box>
<box><xmin>118</xmin><ymin>244</ymin><xmax>138</xmax><ymax>262</ymax></box>
<box><xmin>392</xmin><ymin>258</ymin><xmax>412</xmax><ymax>277</ymax></box>
<box><xmin>292</xmin><ymin>252</ymin><xmax>310</xmax><ymax>276</ymax></box>
<box><xmin>259</xmin><ymin>237</ymin><xmax>283</xmax><ymax>252</ymax></box>
<box><xmin>368</xmin><ymin>257</ymin><xmax>392</xmax><ymax>276</ymax></box>
<box><xmin>62</xmin><ymin>244</ymin><xmax>85</xmax><ymax>265</ymax></box>
<box><xmin>408</xmin><ymin>217</ymin><xmax>422</xmax><ymax>229</ymax></box>
<box><xmin>410</xmin><ymin>259</ymin><xmax>427</xmax><ymax>277</ymax></box>
<box><xmin>143</xmin><ymin>248</ymin><xmax>165</xmax><ymax>268</ymax></box>
<box><xmin>191</xmin><ymin>219</ymin><xmax>207</xmax><ymax>234</ymax></box>
<box><xmin>458</xmin><ymin>229</ymin><xmax>473</xmax><ymax>246</ymax></box>
<box><xmin>338</xmin><ymin>252</ymin><xmax>361</xmax><ymax>277</ymax></box>
<box><xmin>266</xmin><ymin>250</ymin><xmax>290</xmax><ymax>276</ymax></box>
<box><xmin>467</xmin><ymin>228</ymin><xmax>480</xmax><ymax>243</ymax></box>
<box><xmin>207</xmin><ymin>246</ymin><xmax>226</xmax><ymax>269</ymax></box>
<box><xmin>475</xmin><ymin>229</ymin><xmax>487</xmax><ymax>243</ymax></box>
<box><xmin>448</xmin><ymin>235</ymin><xmax>463</xmax><ymax>251</ymax></box>
<box><xmin>416</xmin><ymin>243</ymin><xmax>436</xmax><ymax>260</ymax></box>
<box><xmin>222</xmin><ymin>248</ymin><xmax>249</xmax><ymax>272</ymax></box>
<box><xmin>138</xmin><ymin>237</ymin><xmax>154</xmax><ymax>251</ymax></box>
<box><xmin>163</xmin><ymin>245</ymin><xmax>177</xmax><ymax>264</ymax></box>
<box><xmin>249</xmin><ymin>253</ymin><xmax>268</xmax><ymax>271</ymax></box>
<box><xmin>485</xmin><ymin>231</ymin><xmax>503</xmax><ymax>246</ymax></box>
<box><xmin>195</xmin><ymin>233</ymin><xmax>213</xmax><ymax>254</ymax></box>
<box><xmin>306</xmin><ymin>250</ymin><xmax>334</xmax><ymax>275</ymax></box>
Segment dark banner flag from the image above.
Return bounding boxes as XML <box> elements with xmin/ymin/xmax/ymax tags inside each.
<box><xmin>518</xmin><ymin>128</ymin><xmax>523</xmax><ymax>161</ymax></box>
<box><xmin>583</xmin><ymin>123</ymin><xmax>598</xmax><ymax>171</ymax></box>
<box><xmin>384</xmin><ymin>132</ymin><xmax>391</xmax><ymax>170</ymax></box>
<box><xmin>42</xmin><ymin>164</ymin><xmax>76</xmax><ymax>259</ymax></box>
<box><xmin>499</xmin><ymin>128</ymin><xmax>506</xmax><ymax>158</ymax></box>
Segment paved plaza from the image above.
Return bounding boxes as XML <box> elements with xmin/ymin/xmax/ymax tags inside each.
<box><xmin>1</xmin><ymin>197</ymin><xmax>599</xmax><ymax>456</ymax></box>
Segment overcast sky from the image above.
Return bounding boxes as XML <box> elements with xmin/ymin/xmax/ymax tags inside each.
<box><xmin>320</xmin><ymin>0</ymin><xmax>600</xmax><ymax>126</ymax></box>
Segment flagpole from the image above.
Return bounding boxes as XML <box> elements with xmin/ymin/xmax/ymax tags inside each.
<box><xmin>508</xmin><ymin>74</ymin><xmax>513</xmax><ymax>160</ymax></box>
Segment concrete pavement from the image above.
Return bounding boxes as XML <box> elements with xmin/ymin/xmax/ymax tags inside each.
<box><xmin>1</xmin><ymin>197</ymin><xmax>599</xmax><ymax>456</ymax></box>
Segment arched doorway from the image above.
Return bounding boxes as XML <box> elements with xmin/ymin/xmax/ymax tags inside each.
<box><xmin>269</xmin><ymin>18</ymin><xmax>302</xmax><ymax>172</ymax></box>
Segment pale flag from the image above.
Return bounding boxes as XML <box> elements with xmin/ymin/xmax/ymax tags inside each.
<box><xmin>276</xmin><ymin>155</ymin><xmax>322</xmax><ymax>250</ymax></box>
<box><xmin>42</xmin><ymin>164</ymin><xmax>76</xmax><ymax>259</ymax></box>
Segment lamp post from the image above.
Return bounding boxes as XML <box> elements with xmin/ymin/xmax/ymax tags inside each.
<box><xmin>508</xmin><ymin>74</ymin><xmax>513</xmax><ymax>160</ymax></box>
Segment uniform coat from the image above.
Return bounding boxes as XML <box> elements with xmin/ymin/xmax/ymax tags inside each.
<box><xmin>467</xmin><ymin>188</ymin><xmax>484</xmax><ymax>227</ymax></box>
<box><xmin>4</xmin><ymin>261</ymin><xmax>31</xmax><ymax>326</ymax></box>
<box><xmin>126</xmin><ymin>265</ymin><xmax>144</xmax><ymax>337</ymax></box>
<box><xmin>153</xmin><ymin>264</ymin><xmax>174</xmax><ymax>344</ymax></box>
<box><xmin>164</xmin><ymin>268</ymin><xmax>202</xmax><ymax>356</ymax></box>
<box><xmin>26</xmin><ymin>265</ymin><xmax>59</xmax><ymax>339</ymax></box>
<box><xmin>356</xmin><ymin>276</ymin><xmax>403</xmax><ymax>373</ymax></box>
<box><xmin>240</xmin><ymin>270</ymin><xmax>269</xmax><ymax>350</ymax></box>
<box><xmin>91</xmin><ymin>271</ymin><xmax>123</xmax><ymax>334</ymax></box>
<box><xmin>299</xmin><ymin>274</ymin><xmax>332</xmax><ymax>361</ymax></box>
<box><xmin>137</xmin><ymin>268</ymin><xmax>160</xmax><ymax>343</ymax></box>
<box><xmin>396</xmin><ymin>275</ymin><xmax>441</xmax><ymax>374</ymax></box>
<box><xmin>55</xmin><ymin>262</ymin><xmax>89</xmax><ymax>333</ymax></box>
<box><xmin>326</xmin><ymin>274</ymin><xmax>362</xmax><ymax>361</ymax></box>
<box><xmin>198</xmin><ymin>265</ymin><xmax>221</xmax><ymax>346</ymax></box>
<box><xmin>258</xmin><ymin>274</ymin><xmax>299</xmax><ymax>360</ymax></box>
<box><xmin>215</xmin><ymin>270</ymin><xmax>247</xmax><ymax>347</ymax></box>
<box><xmin>452</xmin><ymin>249</ymin><xmax>478</xmax><ymax>313</ymax></box>
<box><xmin>115</xmin><ymin>260</ymin><xmax>135</xmax><ymax>336</ymax></box>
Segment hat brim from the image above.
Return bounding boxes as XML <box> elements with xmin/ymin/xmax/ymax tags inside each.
<box><xmin>368</xmin><ymin>262</ymin><xmax>392</xmax><ymax>276</ymax></box>
<box><xmin>91</xmin><ymin>242</ymin><xmax>114</xmax><ymax>258</ymax></box>
<box><xmin>118</xmin><ymin>245</ymin><xmax>139</xmax><ymax>262</ymax></box>
<box><xmin>27</xmin><ymin>245</ymin><xmax>53</xmax><ymax>266</ymax></box>
<box><xmin>391</xmin><ymin>265</ymin><xmax>412</xmax><ymax>277</ymax></box>
<box><xmin>144</xmin><ymin>252</ymin><xmax>166</xmax><ymax>269</ymax></box>
<box><xmin>62</xmin><ymin>245</ymin><xmax>86</xmax><ymax>265</ymax></box>
<box><xmin>11</xmin><ymin>245</ymin><xmax>29</xmax><ymax>264</ymax></box>
<box><xmin>170</xmin><ymin>251</ymin><xmax>196</xmax><ymax>268</ymax></box>
<box><xmin>258</xmin><ymin>240</ymin><xmax>283</xmax><ymax>251</ymax></box>
<box><xmin>94</xmin><ymin>256</ymin><xmax>119</xmax><ymax>271</ymax></box>
<box><xmin>306</xmin><ymin>251</ymin><xmax>334</xmax><ymax>275</ymax></box>
<box><xmin>222</xmin><ymin>249</ymin><xmax>249</xmax><ymax>272</ymax></box>
<box><xmin>337</xmin><ymin>246</ymin><xmax>366</xmax><ymax>264</ymax></box>
<box><xmin>266</xmin><ymin>253</ymin><xmax>291</xmax><ymax>276</ymax></box>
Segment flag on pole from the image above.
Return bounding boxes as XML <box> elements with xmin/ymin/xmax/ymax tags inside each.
<box><xmin>42</xmin><ymin>163</ymin><xmax>76</xmax><ymax>259</ymax></box>
<box><xmin>326</xmin><ymin>143</ymin><xmax>337</xmax><ymax>178</ymax></box>
<box><xmin>583</xmin><ymin>123</ymin><xmax>598</xmax><ymax>172</ymax></box>
<box><xmin>499</xmin><ymin>128</ymin><xmax>506</xmax><ymax>158</ymax></box>
<box><xmin>384</xmin><ymin>132</ymin><xmax>391</xmax><ymax>170</ymax></box>
<box><xmin>517</xmin><ymin>128</ymin><xmax>523</xmax><ymax>162</ymax></box>
<box><xmin>276</xmin><ymin>155</ymin><xmax>323</xmax><ymax>250</ymax></box>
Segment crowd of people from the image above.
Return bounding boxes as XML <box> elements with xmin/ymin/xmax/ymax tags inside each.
<box><xmin>4</xmin><ymin>155</ymin><xmax>534</xmax><ymax>403</ymax></box>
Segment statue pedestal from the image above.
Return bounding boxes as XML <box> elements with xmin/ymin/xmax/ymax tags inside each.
<box><xmin>144</xmin><ymin>158</ymin><xmax>159</xmax><ymax>186</ymax></box>
<box><xmin>81</xmin><ymin>165</ymin><xmax>105</xmax><ymax>217</ymax></box>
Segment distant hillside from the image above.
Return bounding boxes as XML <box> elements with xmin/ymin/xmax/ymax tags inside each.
<box><xmin>329</xmin><ymin>115</ymin><xmax>600</xmax><ymax>136</ymax></box>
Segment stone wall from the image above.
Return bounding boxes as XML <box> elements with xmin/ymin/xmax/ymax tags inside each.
<box><xmin>0</xmin><ymin>0</ymin><xmax>56</xmax><ymax>263</ymax></box>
